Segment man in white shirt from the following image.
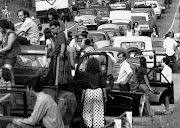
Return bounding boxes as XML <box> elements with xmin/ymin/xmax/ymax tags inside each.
<box><xmin>116</xmin><ymin>52</ymin><xmax>133</xmax><ymax>91</ymax></box>
<box><xmin>163</xmin><ymin>31</ymin><xmax>179</xmax><ymax>73</ymax></box>
<box><xmin>16</xmin><ymin>9</ymin><xmax>39</xmax><ymax>45</ymax></box>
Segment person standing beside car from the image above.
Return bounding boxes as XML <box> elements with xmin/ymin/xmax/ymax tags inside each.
<box><xmin>116</xmin><ymin>52</ymin><xmax>133</xmax><ymax>91</ymax></box>
<box><xmin>16</xmin><ymin>9</ymin><xmax>39</xmax><ymax>45</ymax></box>
<box><xmin>81</xmin><ymin>57</ymin><xmax>107</xmax><ymax>128</ymax></box>
<box><xmin>163</xmin><ymin>31</ymin><xmax>179</xmax><ymax>73</ymax></box>
<box><xmin>137</xmin><ymin>57</ymin><xmax>154</xmax><ymax>116</ymax></box>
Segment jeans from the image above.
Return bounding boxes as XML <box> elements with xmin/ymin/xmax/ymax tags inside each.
<box><xmin>16</xmin><ymin>36</ymin><xmax>30</xmax><ymax>45</ymax></box>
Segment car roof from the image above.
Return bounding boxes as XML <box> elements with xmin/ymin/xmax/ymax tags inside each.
<box><xmin>132</xmin><ymin>8</ymin><xmax>153</xmax><ymax>12</ymax></box>
<box><xmin>113</xmin><ymin>36</ymin><xmax>151</xmax><ymax>41</ymax></box>
<box><xmin>109</xmin><ymin>10</ymin><xmax>131</xmax><ymax>21</ymax></box>
<box><xmin>88</xmin><ymin>30</ymin><xmax>107</xmax><ymax>34</ymax></box>
<box><xmin>98</xmin><ymin>23</ymin><xmax>119</xmax><ymax>30</ymax></box>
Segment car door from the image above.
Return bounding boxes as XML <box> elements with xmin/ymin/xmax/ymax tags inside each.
<box><xmin>147</xmin><ymin>67</ymin><xmax>174</xmax><ymax>105</ymax></box>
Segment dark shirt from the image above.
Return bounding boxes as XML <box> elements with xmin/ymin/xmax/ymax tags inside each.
<box><xmin>52</xmin><ymin>32</ymin><xmax>66</xmax><ymax>56</ymax></box>
<box><xmin>83</xmin><ymin>72</ymin><xmax>106</xmax><ymax>89</ymax></box>
<box><xmin>137</xmin><ymin>66</ymin><xmax>147</xmax><ymax>84</ymax></box>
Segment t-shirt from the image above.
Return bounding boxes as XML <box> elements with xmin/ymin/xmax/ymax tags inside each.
<box><xmin>137</xmin><ymin>66</ymin><xmax>147</xmax><ymax>84</ymax></box>
<box><xmin>163</xmin><ymin>37</ymin><xmax>177</xmax><ymax>56</ymax></box>
<box><xmin>19</xmin><ymin>18</ymin><xmax>39</xmax><ymax>45</ymax></box>
<box><xmin>53</xmin><ymin>32</ymin><xmax>66</xmax><ymax>56</ymax></box>
<box><xmin>45</xmin><ymin>38</ymin><xmax>54</xmax><ymax>57</ymax></box>
<box><xmin>161</xmin><ymin>64</ymin><xmax>172</xmax><ymax>83</ymax></box>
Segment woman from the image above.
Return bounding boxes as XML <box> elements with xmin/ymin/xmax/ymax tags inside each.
<box><xmin>0</xmin><ymin>19</ymin><xmax>21</xmax><ymax>86</ymax></box>
<box><xmin>133</xmin><ymin>22</ymin><xmax>141</xmax><ymax>36</ymax></box>
<box><xmin>137</xmin><ymin>57</ymin><xmax>154</xmax><ymax>116</ymax></box>
<box><xmin>74</xmin><ymin>11</ymin><xmax>81</xmax><ymax>23</ymax></box>
<box><xmin>161</xmin><ymin>57</ymin><xmax>172</xmax><ymax>114</ymax></box>
<box><xmin>43</xmin><ymin>28</ymin><xmax>55</xmax><ymax>67</ymax></box>
<box><xmin>126</xmin><ymin>23</ymin><xmax>134</xmax><ymax>36</ymax></box>
<box><xmin>81</xmin><ymin>57</ymin><xmax>107</xmax><ymax>128</ymax></box>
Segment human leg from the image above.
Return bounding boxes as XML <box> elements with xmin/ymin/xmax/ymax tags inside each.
<box><xmin>16</xmin><ymin>36</ymin><xmax>30</xmax><ymax>45</ymax></box>
<box><xmin>139</xmin><ymin>84</ymin><xmax>154</xmax><ymax>116</ymax></box>
<box><xmin>164</xmin><ymin>96</ymin><xmax>170</xmax><ymax>114</ymax></box>
<box><xmin>92</xmin><ymin>88</ymin><xmax>104</xmax><ymax>128</ymax></box>
<box><xmin>82</xmin><ymin>89</ymin><xmax>93</xmax><ymax>128</ymax></box>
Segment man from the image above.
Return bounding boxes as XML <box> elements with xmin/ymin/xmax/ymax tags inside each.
<box><xmin>47</xmin><ymin>20</ymin><xmax>66</xmax><ymax>87</ymax></box>
<box><xmin>163</xmin><ymin>31</ymin><xmax>179</xmax><ymax>73</ymax></box>
<box><xmin>12</xmin><ymin>76</ymin><xmax>64</xmax><ymax>128</ymax></box>
<box><xmin>116</xmin><ymin>52</ymin><xmax>133</xmax><ymax>91</ymax></box>
<box><xmin>16</xmin><ymin>9</ymin><xmax>39</xmax><ymax>45</ymax></box>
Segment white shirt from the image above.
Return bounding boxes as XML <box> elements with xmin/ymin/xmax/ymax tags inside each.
<box><xmin>116</xmin><ymin>60</ymin><xmax>133</xmax><ymax>83</ymax></box>
<box><xmin>161</xmin><ymin>64</ymin><xmax>172</xmax><ymax>83</ymax></box>
<box><xmin>74</xmin><ymin>16</ymin><xmax>81</xmax><ymax>23</ymax></box>
<box><xmin>69</xmin><ymin>39</ymin><xmax>81</xmax><ymax>51</ymax></box>
<box><xmin>20</xmin><ymin>18</ymin><xmax>39</xmax><ymax>45</ymax></box>
<box><xmin>163</xmin><ymin>37</ymin><xmax>177</xmax><ymax>56</ymax></box>
<box><xmin>126</xmin><ymin>29</ymin><xmax>133</xmax><ymax>36</ymax></box>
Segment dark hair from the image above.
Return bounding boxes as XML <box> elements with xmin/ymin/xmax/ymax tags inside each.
<box><xmin>162</xmin><ymin>57</ymin><xmax>170</xmax><ymax>65</ymax></box>
<box><xmin>81</xmin><ymin>31</ymin><xmax>88</xmax><ymax>38</ymax></box>
<box><xmin>67</xmin><ymin>31</ymin><xmax>72</xmax><ymax>39</ymax></box>
<box><xmin>49</xmin><ymin>20</ymin><xmax>60</xmax><ymax>27</ymax></box>
<box><xmin>2</xmin><ymin>67</ymin><xmax>11</xmax><ymax>82</ymax></box>
<box><xmin>44</xmin><ymin>28</ymin><xmax>53</xmax><ymax>40</ymax></box>
<box><xmin>17</xmin><ymin>9</ymin><xmax>30</xmax><ymax>17</ymax></box>
<box><xmin>85</xmin><ymin>39</ymin><xmax>91</xmax><ymax>45</ymax></box>
<box><xmin>133</xmin><ymin>22</ymin><xmax>138</xmax><ymax>27</ymax></box>
<box><xmin>47</xmin><ymin>8</ymin><xmax>59</xmax><ymax>21</ymax></box>
<box><xmin>139</xmin><ymin>57</ymin><xmax>147</xmax><ymax>68</ymax></box>
<box><xmin>25</xmin><ymin>76</ymin><xmax>44</xmax><ymax>92</ymax></box>
<box><xmin>117</xmin><ymin>52</ymin><xmax>126</xmax><ymax>58</ymax></box>
<box><xmin>76</xmin><ymin>11</ymin><xmax>80</xmax><ymax>15</ymax></box>
<box><xmin>0</xmin><ymin>19</ymin><xmax>11</xmax><ymax>31</ymax></box>
<box><xmin>8</xmin><ymin>21</ymin><xmax>15</xmax><ymax>31</ymax></box>
<box><xmin>86</xmin><ymin>57</ymin><xmax>101</xmax><ymax>74</ymax></box>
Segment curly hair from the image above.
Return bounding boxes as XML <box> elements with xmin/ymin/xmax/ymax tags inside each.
<box><xmin>86</xmin><ymin>57</ymin><xmax>101</xmax><ymax>74</ymax></box>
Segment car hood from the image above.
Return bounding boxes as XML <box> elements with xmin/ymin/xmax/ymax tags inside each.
<box><xmin>80</xmin><ymin>15</ymin><xmax>96</xmax><ymax>21</ymax></box>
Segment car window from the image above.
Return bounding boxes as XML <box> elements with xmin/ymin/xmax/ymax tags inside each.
<box><xmin>121</xmin><ymin>42</ymin><xmax>145</xmax><ymax>50</ymax></box>
<box><xmin>95</xmin><ymin>8</ymin><xmax>110</xmax><ymax>14</ymax></box>
<box><xmin>132</xmin><ymin>16</ymin><xmax>147</xmax><ymax>22</ymax></box>
<box><xmin>79</xmin><ymin>10</ymin><xmax>94</xmax><ymax>15</ymax></box>
<box><xmin>90</xmin><ymin>33</ymin><xmax>106</xmax><ymax>42</ymax></box>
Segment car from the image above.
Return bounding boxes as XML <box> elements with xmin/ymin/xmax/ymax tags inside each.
<box><xmin>134</xmin><ymin>0</ymin><xmax>162</xmax><ymax>18</ymax></box>
<box><xmin>112</xmin><ymin>36</ymin><xmax>166</xmax><ymax>68</ymax></box>
<box><xmin>78</xmin><ymin>8</ymin><xmax>98</xmax><ymax>30</ymax></box>
<box><xmin>132</xmin><ymin>5</ymin><xmax>157</xmax><ymax>24</ymax></box>
<box><xmin>97</xmin><ymin>23</ymin><xmax>122</xmax><ymax>40</ymax></box>
<box><xmin>131</xmin><ymin>12</ymin><xmax>155</xmax><ymax>36</ymax></box>
<box><xmin>73</xmin><ymin>47</ymin><xmax>174</xmax><ymax>121</ymax></box>
<box><xmin>109</xmin><ymin>10</ymin><xmax>132</xmax><ymax>35</ymax></box>
<box><xmin>90</xmin><ymin>5</ymin><xmax>111</xmax><ymax>24</ymax></box>
<box><xmin>109</xmin><ymin>0</ymin><xmax>131</xmax><ymax>10</ymax></box>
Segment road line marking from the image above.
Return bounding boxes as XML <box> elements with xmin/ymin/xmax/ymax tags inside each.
<box><xmin>166</xmin><ymin>0</ymin><xmax>180</xmax><ymax>35</ymax></box>
<box><xmin>67</xmin><ymin>24</ymin><xmax>76</xmax><ymax>31</ymax></box>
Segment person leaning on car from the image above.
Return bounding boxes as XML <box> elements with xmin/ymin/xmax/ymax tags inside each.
<box><xmin>116</xmin><ymin>52</ymin><xmax>133</xmax><ymax>91</ymax></box>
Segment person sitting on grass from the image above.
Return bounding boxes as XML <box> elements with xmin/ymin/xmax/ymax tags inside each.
<box><xmin>0</xmin><ymin>66</ymin><xmax>12</xmax><ymax>116</ymax></box>
<box><xmin>12</xmin><ymin>76</ymin><xmax>64</xmax><ymax>128</ymax></box>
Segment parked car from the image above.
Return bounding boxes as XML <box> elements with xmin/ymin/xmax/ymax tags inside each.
<box><xmin>112</xmin><ymin>36</ymin><xmax>165</xmax><ymax>68</ymax></box>
<box><xmin>90</xmin><ymin>5</ymin><xmax>111</xmax><ymax>24</ymax></box>
<box><xmin>97</xmin><ymin>23</ymin><xmax>122</xmax><ymax>40</ymax></box>
<box><xmin>131</xmin><ymin>12</ymin><xmax>155</xmax><ymax>36</ymax></box>
<box><xmin>73</xmin><ymin>47</ymin><xmax>174</xmax><ymax>120</ymax></box>
<box><xmin>78</xmin><ymin>8</ymin><xmax>98</xmax><ymax>30</ymax></box>
<box><xmin>109</xmin><ymin>10</ymin><xmax>132</xmax><ymax>35</ymax></box>
<box><xmin>134</xmin><ymin>0</ymin><xmax>162</xmax><ymax>18</ymax></box>
<box><xmin>109</xmin><ymin>0</ymin><xmax>131</xmax><ymax>10</ymax></box>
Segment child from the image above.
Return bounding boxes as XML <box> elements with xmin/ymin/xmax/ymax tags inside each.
<box><xmin>0</xmin><ymin>66</ymin><xmax>12</xmax><ymax>116</ymax></box>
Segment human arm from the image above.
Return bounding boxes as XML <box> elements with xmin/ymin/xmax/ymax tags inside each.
<box><xmin>13</xmin><ymin>99</ymin><xmax>48</xmax><ymax>126</ymax></box>
<box><xmin>102</xmin><ymin>88</ymin><xmax>107</xmax><ymax>102</ymax></box>
<box><xmin>16</xmin><ymin>19</ymin><xmax>30</xmax><ymax>36</ymax></box>
<box><xmin>0</xmin><ymin>33</ymin><xmax>16</xmax><ymax>53</ymax></box>
<box><xmin>81</xmin><ymin>89</ymin><xmax>86</xmax><ymax>103</ymax></box>
<box><xmin>45</xmin><ymin>39</ymin><xmax>52</xmax><ymax>58</ymax></box>
<box><xmin>144</xmin><ymin>75</ymin><xmax>153</xmax><ymax>92</ymax></box>
<box><xmin>0</xmin><ymin>93</ymin><xmax>11</xmax><ymax>103</ymax></box>
<box><xmin>121</xmin><ymin>63</ymin><xmax>133</xmax><ymax>85</ymax></box>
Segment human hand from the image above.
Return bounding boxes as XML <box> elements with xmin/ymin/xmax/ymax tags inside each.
<box><xmin>81</xmin><ymin>97</ymin><xmax>84</xmax><ymax>104</ymax></box>
<box><xmin>12</xmin><ymin>118</ymin><xmax>22</xmax><ymax>125</ymax></box>
<box><xmin>149</xmin><ymin>87</ymin><xmax>154</xmax><ymax>93</ymax></box>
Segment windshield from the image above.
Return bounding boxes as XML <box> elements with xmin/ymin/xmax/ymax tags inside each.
<box><xmin>132</xmin><ymin>16</ymin><xmax>146</xmax><ymax>21</ymax></box>
<box><xmin>121</xmin><ymin>42</ymin><xmax>145</xmax><ymax>50</ymax></box>
<box><xmin>96</xmin><ymin>8</ymin><xmax>110</xmax><ymax>14</ymax></box>
<box><xmin>89</xmin><ymin>33</ymin><xmax>106</xmax><ymax>42</ymax></box>
<box><xmin>79</xmin><ymin>10</ymin><xmax>94</xmax><ymax>15</ymax></box>
<box><xmin>109</xmin><ymin>0</ymin><xmax>128</xmax><ymax>3</ymax></box>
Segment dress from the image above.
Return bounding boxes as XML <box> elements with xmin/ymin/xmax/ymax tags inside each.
<box><xmin>82</xmin><ymin>72</ymin><xmax>106</xmax><ymax>128</ymax></box>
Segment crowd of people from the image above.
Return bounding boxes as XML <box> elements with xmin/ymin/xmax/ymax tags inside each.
<box><xmin>0</xmin><ymin>2</ymin><xmax>178</xmax><ymax>127</ymax></box>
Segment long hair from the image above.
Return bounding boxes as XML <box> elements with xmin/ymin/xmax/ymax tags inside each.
<box><xmin>86</xmin><ymin>57</ymin><xmax>101</xmax><ymax>74</ymax></box>
<box><xmin>139</xmin><ymin>57</ymin><xmax>147</xmax><ymax>68</ymax></box>
<box><xmin>43</xmin><ymin>28</ymin><xmax>54</xmax><ymax>42</ymax></box>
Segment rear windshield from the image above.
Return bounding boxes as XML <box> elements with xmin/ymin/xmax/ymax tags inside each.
<box><xmin>89</xmin><ymin>33</ymin><xmax>106</xmax><ymax>42</ymax></box>
<box><xmin>121</xmin><ymin>42</ymin><xmax>145</xmax><ymax>50</ymax></box>
<box><xmin>132</xmin><ymin>16</ymin><xmax>146</xmax><ymax>21</ymax></box>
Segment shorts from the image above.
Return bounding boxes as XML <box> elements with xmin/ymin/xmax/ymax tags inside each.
<box><xmin>1</xmin><ymin>55</ymin><xmax>17</xmax><ymax>67</ymax></box>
